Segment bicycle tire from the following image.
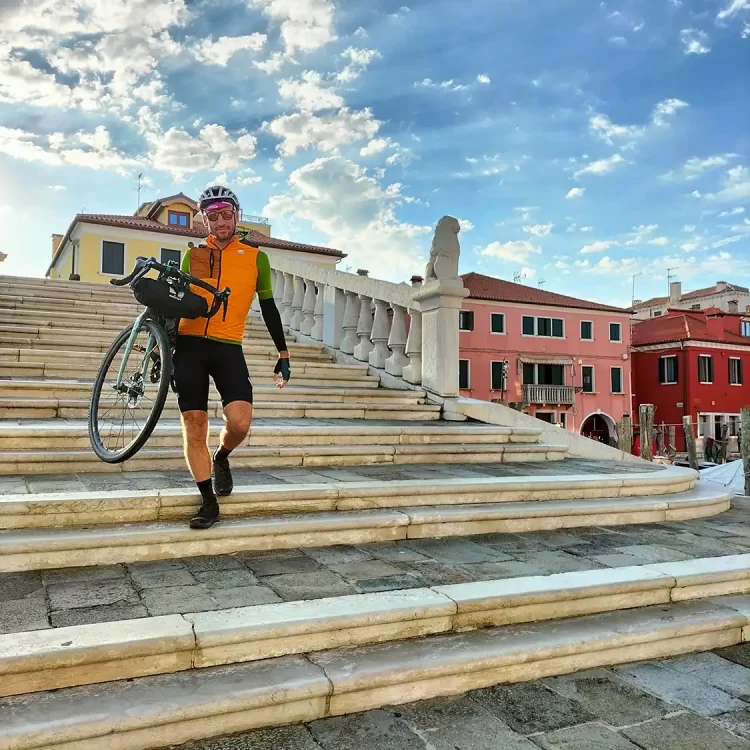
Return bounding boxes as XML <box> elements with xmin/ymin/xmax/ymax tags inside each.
<box><xmin>88</xmin><ymin>318</ymin><xmax>172</xmax><ymax>463</ymax></box>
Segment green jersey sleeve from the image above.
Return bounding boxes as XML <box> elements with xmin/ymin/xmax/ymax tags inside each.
<box><xmin>181</xmin><ymin>248</ymin><xmax>191</xmax><ymax>274</ymax></box>
<box><xmin>256</xmin><ymin>250</ymin><xmax>274</xmax><ymax>300</ymax></box>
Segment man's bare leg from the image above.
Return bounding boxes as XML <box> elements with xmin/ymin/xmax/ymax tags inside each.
<box><xmin>181</xmin><ymin>410</ymin><xmax>219</xmax><ymax>528</ymax></box>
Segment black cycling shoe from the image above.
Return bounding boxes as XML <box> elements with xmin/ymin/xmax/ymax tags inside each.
<box><xmin>213</xmin><ymin>453</ymin><xmax>234</xmax><ymax>497</ymax></box>
<box><xmin>189</xmin><ymin>500</ymin><xmax>220</xmax><ymax>530</ymax></box>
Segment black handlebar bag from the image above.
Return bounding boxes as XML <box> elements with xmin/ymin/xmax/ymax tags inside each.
<box><xmin>132</xmin><ymin>278</ymin><xmax>209</xmax><ymax>320</ymax></box>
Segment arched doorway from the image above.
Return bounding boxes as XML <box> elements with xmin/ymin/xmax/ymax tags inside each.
<box><xmin>581</xmin><ymin>413</ymin><xmax>615</xmax><ymax>444</ymax></box>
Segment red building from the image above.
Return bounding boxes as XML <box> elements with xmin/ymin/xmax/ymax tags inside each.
<box><xmin>632</xmin><ymin>307</ymin><xmax>750</xmax><ymax>451</ymax></box>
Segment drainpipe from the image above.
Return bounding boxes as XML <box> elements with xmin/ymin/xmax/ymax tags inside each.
<box><xmin>682</xmin><ymin>342</ymin><xmax>690</xmax><ymax>449</ymax></box>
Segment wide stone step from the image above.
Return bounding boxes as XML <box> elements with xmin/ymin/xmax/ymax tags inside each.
<box><xmin>0</xmin><ymin>421</ymin><xmax>533</xmax><ymax>453</ymax></box>
<box><xmin>0</xmin><ymin>437</ymin><xmax>558</xmax><ymax>475</ymax></box>
<box><xmin>0</xmin><ymin>295</ymin><xmax>139</xmax><ymax>315</ymax></box>
<box><xmin>0</xmin><ymin>465</ymin><xmax>696</xmax><ymax>528</ymax></box>
<box><xmin>0</xmin><ymin>380</ymin><xmax>425</xmax><ymax>405</ymax></box>
<box><xmin>1</xmin><ymin>597</ymin><xmax>747</xmax><ymax>750</ymax></box>
<box><xmin>2</xmin><ymin>554</ymin><xmax>748</xmax><ymax>698</ymax></box>
<box><xmin>0</xmin><ymin>397</ymin><xmax>442</xmax><ymax>423</ymax></box>
<box><xmin>0</xmin><ymin>484</ymin><xmax>731</xmax><ymax>571</ymax></box>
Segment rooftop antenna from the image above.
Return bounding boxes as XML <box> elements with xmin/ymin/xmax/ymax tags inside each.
<box><xmin>537</xmin><ymin>279</ymin><xmax>546</xmax><ymax>288</ymax></box>
<box><xmin>630</xmin><ymin>272</ymin><xmax>642</xmax><ymax>305</ymax></box>
<box><xmin>666</xmin><ymin>266</ymin><xmax>679</xmax><ymax>293</ymax></box>
<box><xmin>513</xmin><ymin>271</ymin><xmax>526</xmax><ymax>283</ymax></box>
<box><xmin>137</xmin><ymin>173</ymin><xmax>144</xmax><ymax>210</ymax></box>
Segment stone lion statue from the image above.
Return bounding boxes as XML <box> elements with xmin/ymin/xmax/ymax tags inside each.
<box><xmin>424</xmin><ymin>216</ymin><xmax>461</xmax><ymax>283</ymax></box>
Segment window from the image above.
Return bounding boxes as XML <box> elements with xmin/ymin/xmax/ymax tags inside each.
<box><xmin>459</xmin><ymin>311</ymin><xmax>474</xmax><ymax>331</ymax></box>
<box><xmin>168</xmin><ymin>211</ymin><xmax>190</xmax><ymax>227</ymax></box>
<box><xmin>101</xmin><ymin>241</ymin><xmax>124</xmax><ymax>275</ymax></box>
<box><xmin>609</xmin><ymin>322</ymin><xmax>622</xmax><ymax>342</ymax></box>
<box><xmin>742</xmin><ymin>321</ymin><xmax>750</xmax><ymax>338</ymax></box>
<box><xmin>658</xmin><ymin>355</ymin><xmax>678</xmax><ymax>385</ymax></box>
<box><xmin>582</xmin><ymin>365</ymin><xmax>595</xmax><ymax>393</ymax></box>
<box><xmin>698</xmin><ymin>355</ymin><xmax>714</xmax><ymax>383</ymax></box>
<box><xmin>523</xmin><ymin>316</ymin><xmax>564</xmax><ymax>337</ymax></box>
<box><xmin>580</xmin><ymin>321</ymin><xmax>593</xmax><ymax>341</ymax></box>
<box><xmin>691</xmin><ymin>304</ymin><xmax>701</xmax><ymax>310</ymax></box>
<box><xmin>491</xmin><ymin>361</ymin><xmax>507</xmax><ymax>391</ymax></box>
<box><xmin>729</xmin><ymin>357</ymin><xmax>743</xmax><ymax>386</ymax></box>
<box><xmin>490</xmin><ymin>313</ymin><xmax>505</xmax><ymax>334</ymax></box>
<box><xmin>611</xmin><ymin>367</ymin><xmax>624</xmax><ymax>394</ymax></box>
<box><xmin>523</xmin><ymin>363</ymin><xmax>564</xmax><ymax>385</ymax></box>
<box><xmin>458</xmin><ymin>359</ymin><xmax>470</xmax><ymax>389</ymax></box>
<box><xmin>160</xmin><ymin>248</ymin><xmax>181</xmax><ymax>267</ymax></box>
<box><xmin>653</xmin><ymin>311</ymin><xmax>662</xmax><ymax>317</ymax></box>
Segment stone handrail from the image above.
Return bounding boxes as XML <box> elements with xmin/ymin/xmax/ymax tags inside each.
<box><xmin>523</xmin><ymin>384</ymin><xmax>576</xmax><ymax>406</ymax></box>
<box><xmin>261</xmin><ymin>217</ymin><xmax>468</xmax><ymax>397</ymax></box>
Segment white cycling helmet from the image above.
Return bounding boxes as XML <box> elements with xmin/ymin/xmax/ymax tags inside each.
<box><xmin>198</xmin><ymin>185</ymin><xmax>240</xmax><ymax>212</ymax></box>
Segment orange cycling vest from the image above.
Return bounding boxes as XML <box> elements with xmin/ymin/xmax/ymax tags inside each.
<box><xmin>178</xmin><ymin>235</ymin><xmax>261</xmax><ymax>344</ymax></box>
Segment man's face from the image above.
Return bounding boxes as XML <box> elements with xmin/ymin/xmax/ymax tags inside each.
<box><xmin>204</xmin><ymin>205</ymin><xmax>237</xmax><ymax>241</ymax></box>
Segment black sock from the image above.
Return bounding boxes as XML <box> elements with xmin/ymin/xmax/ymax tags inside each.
<box><xmin>214</xmin><ymin>446</ymin><xmax>231</xmax><ymax>462</ymax></box>
<box><xmin>197</xmin><ymin>478</ymin><xmax>217</xmax><ymax>505</ymax></box>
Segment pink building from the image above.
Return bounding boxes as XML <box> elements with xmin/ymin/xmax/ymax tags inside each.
<box><xmin>458</xmin><ymin>273</ymin><xmax>633</xmax><ymax>443</ymax></box>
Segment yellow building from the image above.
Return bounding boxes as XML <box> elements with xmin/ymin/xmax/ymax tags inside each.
<box><xmin>48</xmin><ymin>192</ymin><xmax>345</xmax><ymax>282</ymax></box>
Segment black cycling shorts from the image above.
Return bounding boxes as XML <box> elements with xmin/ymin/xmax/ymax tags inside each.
<box><xmin>173</xmin><ymin>335</ymin><xmax>253</xmax><ymax>413</ymax></box>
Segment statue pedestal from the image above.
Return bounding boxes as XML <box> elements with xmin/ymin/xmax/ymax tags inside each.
<box><xmin>413</xmin><ymin>278</ymin><xmax>469</xmax><ymax>398</ymax></box>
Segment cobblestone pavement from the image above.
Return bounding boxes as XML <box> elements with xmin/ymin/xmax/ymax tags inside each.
<box><xmin>166</xmin><ymin>646</ymin><xmax>750</xmax><ymax>749</ymax></box>
<box><xmin>1</xmin><ymin>488</ymin><xmax>746</xmax><ymax>633</ymax></box>
<box><xmin>0</xmin><ymin>457</ymin><xmax>661</xmax><ymax>495</ymax></box>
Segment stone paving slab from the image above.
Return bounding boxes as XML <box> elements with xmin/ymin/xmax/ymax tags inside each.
<box><xmin>166</xmin><ymin>645</ymin><xmax>750</xmax><ymax>750</ymax></box>
<box><xmin>0</xmin><ymin>458</ymin><xmax>662</xmax><ymax>494</ymax></box>
<box><xmin>1</xmin><ymin>501</ymin><xmax>747</xmax><ymax>634</ymax></box>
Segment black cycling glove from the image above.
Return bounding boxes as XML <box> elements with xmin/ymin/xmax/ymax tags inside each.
<box><xmin>274</xmin><ymin>357</ymin><xmax>291</xmax><ymax>383</ymax></box>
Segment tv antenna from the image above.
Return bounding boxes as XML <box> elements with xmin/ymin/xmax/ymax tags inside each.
<box><xmin>630</xmin><ymin>272</ymin><xmax>642</xmax><ymax>304</ymax></box>
<box><xmin>666</xmin><ymin>266</ymin><xmax>679</xmax><ymax>292</ymax></box>
<box><xmin>513</xmin><ymin>271</ymin><xmax>526</xmax><ymax>283</ymax></box>
<box><xmin>537</xmin><ymin>279</ymin><xmax>546</xmax><ymax>288</ymax></box>
<box><xmin>137</xmin><ymin>173</ymin><xmax>144</xmax><ymax>209</ymax></box>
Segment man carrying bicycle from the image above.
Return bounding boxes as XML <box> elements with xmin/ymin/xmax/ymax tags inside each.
<box><xmin>175</xmin><ymin>185</ymin><xmax>291</xmax><ymax>529</ymax></box>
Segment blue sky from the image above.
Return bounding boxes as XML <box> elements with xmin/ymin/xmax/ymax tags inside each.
<box><xmin>0</xmin><ymin>0</ymin><xmax>748</xmax><ymax>307</ymax></box>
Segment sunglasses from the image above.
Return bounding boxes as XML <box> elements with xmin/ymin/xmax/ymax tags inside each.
<box><xmin>205</xmin><ymin>209</ymin><xmax>236</xmax><ymax>222</ymax></box>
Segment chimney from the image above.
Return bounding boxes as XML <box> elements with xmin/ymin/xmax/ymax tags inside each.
<box><xmin>356</xmin><ymin>269</ymin><xmax>369</xmax><ymax>277</ymax></box>
<box><xmin>51</xmin><ymin>234</ymin><xmax>64</xmax><ymax>256</ymax></box>
<box><xmin>716</xmin><ymin>281</ymin><xmax>728</xmax><ymax>292</ymax></box>
<box><xmin>705</xmin><ymin>310</ymin><xmax>725</xmax><ymax>339</ymax></box>
<box><xmin>728</xmin><ymin>300</ymin><xmax>739</xmax><ymax>314</ymax></box>
<box><xmin>669</xmin><ymin>281</ymin><xmax>681</xmax><ymax>304</ymax></box>
<box><xmin>410</xmin><ymin>275</ymin><xmax>423</xmax><ymax>287</ymax></box>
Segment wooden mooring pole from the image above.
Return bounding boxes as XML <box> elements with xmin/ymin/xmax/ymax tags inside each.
<box><xmin>639</xmin><ymin>404</ymin><xmax>655</xmax><ymax>461</ymax></box>
<box><xmin>683</xmin><ymin>415</ymin><xmax>699</xmax><ymax>471</ymax></box>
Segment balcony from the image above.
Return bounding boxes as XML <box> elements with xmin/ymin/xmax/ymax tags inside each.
<box><xmin>523</xmin><ymin>384</ymin><xmax>575</xmax><ymax>405</ymax></box>
<box><xmin>239</xmin><ymin>213</ymin><xmax>270</xmax><ymax>225</ymax></box>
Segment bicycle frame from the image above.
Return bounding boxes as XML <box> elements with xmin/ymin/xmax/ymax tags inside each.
<box><xmin>115</xmin><ymin>309</ymin><xmax>158</xmax><ymax>389</ymax></box>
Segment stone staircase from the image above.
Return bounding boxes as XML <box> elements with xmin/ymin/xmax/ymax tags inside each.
<box><xmin>0</xmin><ymin>274</ymin><xmax>747</xmax><ymax>750</ymax></box>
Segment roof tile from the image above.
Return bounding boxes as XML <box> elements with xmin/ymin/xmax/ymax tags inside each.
<box><xmin>632</xmin><ymin>311</ymin><xmax>749</xmax><ymax>346</ymax></box>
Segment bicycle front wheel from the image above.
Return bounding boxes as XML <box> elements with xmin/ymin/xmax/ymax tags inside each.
<box><xmin>88</xmin><ymin>318</ymin><xmax>172</xmax><ymax>463</ymax></box>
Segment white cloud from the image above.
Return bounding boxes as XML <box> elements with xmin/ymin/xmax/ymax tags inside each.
<box><xmin>684</xmin><ymin>224</ymin><xmax>697</xmax><ymax>231</ymax></box>
<box><xmin>648</xmin><ymin>237</ymin><xmax>669</xmax><ymax>246</ymax></box>
<box><xmin>717</xmin><ymin>0</ymin><xmax>750</xmax><ymax>19</ymax></box>
<box><xmin>248</xmin><ymin>0</ymin><xmax>337</xmax><ymax>56</ymax></box>
<box><xmin>719</xmin><ymin>207</ymin><xmax>745</xmax><ymax>217</ymax></box>
<box><xmin>581</xmin><ymin>226</ymin><xmax>593</xmax><ymax>232</ymax></box>
<box><xmin>415</xmin><ymin>78</ymin><xmax>470</xmax><ymax>93</ymax></box>
<box><xmin>566</xmin><ymin>187</ymin><xmax>586</xmax><ymax>199</ymax></box>
<box><xmin>681</xmin><ymin>240</ymin><xmax>702</xmax><ymax>251</ymax></box>
<box><xmin>652</xmin><ymin>98</ymin><xmax>689</xmax><ymax>127</ymax></box>
<box><xmin>147</xmin><ymin>124</ymin><xmax>257</xmax><ymax>179</ymax></box>
<box><xmin>337</xmin><ymin>47</ymin><xmax>381</xmax><ymax>82</ymax></box>
<box><xmin>236</xmin><ymin>168</ymin><xmax>262</xmax><ymax>185</ymax></box>
<box><xmin>706</xmin><ymin>166</ymin><xmax>750</xmax><ymax>202</ymax></box>
<box><xmin>609</xmin><ymin>36</ymin><xmax>628</xmax><ymax>46</ymax></box>
<box><xmin>264</xmin><ymin>156</ymin><xmax>431</xmax><ymax>279</ymax></box>
<box><xmin>479</xmin><ymin>240</ymin><xmax>542</xmax><ymax>262</ymax></box>
<box><xmin>265</xmin><ymin>107</ymin><xmax>380</xmax><ymax>157</ymax></box>
<box><xmin>254</xmin><ymin>51</ymin><xmax>286</xmax><ymax>74</ymax></box>
<box><xmin>520</xmin><ymin>266</ymin><xmax>537</xmax><ymax>280</ymax></box>
<box><xmin>523</xmin><ymin>223</ymin><xmax>553</xmax><ymax>237</ymax></box>
<box><xmin>624</xmin><ymin>224</ymin><xmax>659</xmax><ymax>246</ymax></box>
<box><xmin>731</xmin><ymin>218</ymin><xmax>750</xmax><ymax>233</ymax></box>
<box><xmin>278</xmin><ymin>71</ymin><xmax>344</xmax><ymax>111</ymax></box>
<box><xmin>47</xmin><ymin>185</ymin><xmax>67</xmax><ymax>191</ymax></box>
<box><xmin>680</xmin><ymin>29</ymin><xmax>711</xmax><ymax>54</ymax></box>
<box><xmin>663</xmin><ymin>154</ymin><xmax>737</xmax><ymax>181</ymax></box>
<box><xmin>589</xmin><ymin>115</ymin><xmax>643</xmax><ymax>146</ymax></box>
<box><xmin>691</xmin><ymin>190</ymin><xmax>702</xmax><ymax>198</ymax></box>
<box><xmin>360</xmin><ymin>138</ymin><xmax>392</xmax><ymax>157</ymax></box>
<box><xmin>457</xmin><ymin>218</ymin><xmax>475</xmax><ymax>232</ymax></box>
<box><xmin>455</xmin><ymin>154</ymin><xmax>508</xmax><ymax>178</ymax></box>
<box><xmin>580</xmin><ymin>240</ymin><xmax>618</xmax><ymax>254</ymax></box>
<box><xmin>195</xmin><ymin>34</ymin><xmax>266</xmax><ymax>65</ymax></box>
<box><xmin>743</xmin><ymin>22</ymin><xmax>750</xmax><ymax>37</ymax></box>
<box><xmin>712</xmin><ymin>235</ymin><xmax>744</xmax><ymax>248</ymax></box>
<box><xmin>272</xmin><ymin>158</ymin><xmax>285</xmax><ymax>172</ymax></box>
<box><xmin>574</xmin><ymin>154</ymin><xmax>626</xmax><ymax>179</ymax></box>
<box><xmin>353</xmin><ymin>26</ymin><xmax>368</xmax><ymax>38</ymax></box>
<box><xmin>477</xmin><ymin>74</ymin><xmax>491</xmax><ymax>84</ymax></box>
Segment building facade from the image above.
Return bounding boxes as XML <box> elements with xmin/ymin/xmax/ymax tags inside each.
<box><xmin>633</xmin><ymin>281</ymin><xmax>750</xmax><ymax>320</ymax></box>
<box><xmin>632</xmin><ymin>308</ymin><xmax>750</xmax><ymax>453</ymax></box>
<box><xmin>458</xmin><ymin>273</ymin><xmax>633</xmax><ymax>442</ymax></box>
<box><xmin>48</xmin><ymin>193</ymin><xmax>345</xmax><ymax>282</ymax></box>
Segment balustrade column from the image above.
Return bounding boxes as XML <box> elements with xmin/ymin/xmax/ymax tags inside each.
<box><xmin>300</xmin><ymin>279</ymin><xmax>316</xmax><ymax>336</ymax></box>
<box><xmin>402</xmin><ymin>310</ymin><xmax>422</xmax><ymax>384</ymax></box>
<box><xmin>273</xmin><ymin>270</ymin><xmax>284</xmax><ymax>307</ymax></box>
<box><xmin>290</xmin><ymin>276</ymin><xmax>305</xmax><ymax>331</ymax></box>
<box><xmin>353</xmin><ymin>295</ymin><xmax>374</xmax><ymax>361</ymax></box>
<box><xmin>280</xmin><ymin>273</ymin><xmax>294</xmax><ymax>327</ymax></box>
<box><xmin>311</xmin><ymin>282</ymin><xmax>324</xmax><ymax>341</ymax></box>
<box><xmin>385</xmin><ymin>304</ymin><xmax>409</xmax><ymax>377</ymax></box>
<box><xmin>368</xmin><ymin>299</ymin><xmax>391</xmax><ymax>369</ymax></box>
<box><xmin>340</xmin><ymin>291</ymin><xmax>360</xmax><ymax>354</ymax></box>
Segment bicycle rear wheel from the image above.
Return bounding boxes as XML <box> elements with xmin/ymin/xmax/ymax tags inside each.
<box><xmin>88</xmin><ymin>318</ymin><xmax>172</xmax><ymax>463</ymax></box>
